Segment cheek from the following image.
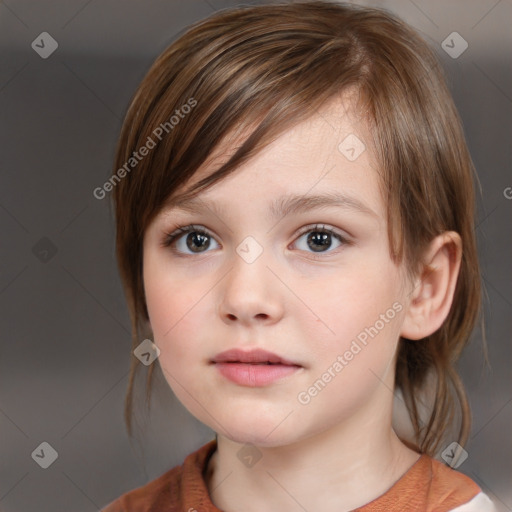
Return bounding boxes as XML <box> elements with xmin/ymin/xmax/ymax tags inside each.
<box><xmin>143</xmin><ymin>263</ymin><xmax>217</xmax><ymax>412</ymax></box>
<box><xmin>308</xmin><ymin>259</ymin><xmax>400</xmax><ymax>333</ymax></box>
<box><xmin>143</xmin><ymin>257</ymin><xmax>208</xmax><ymax>361</ymax></box>
<box><xmin>297</xmin><ymin>294</ymin><xmax>404</xmax><ymax>425</ymax></box>
<box><xmin>300</xmin><ymin>256</ymin><xmax>404</xmax><ymax>381</ymax></box>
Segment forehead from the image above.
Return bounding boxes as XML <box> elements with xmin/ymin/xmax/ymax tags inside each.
<box><xmin>161</xmin><ymin>92</ymin><xmax>382</xmax><ymax>218</ymax></box>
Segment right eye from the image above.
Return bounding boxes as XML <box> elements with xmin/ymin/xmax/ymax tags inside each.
<box><xmin>161</xmin><ymin>224</ymin><xmax>221</xmax><ymax>256</ymax></box>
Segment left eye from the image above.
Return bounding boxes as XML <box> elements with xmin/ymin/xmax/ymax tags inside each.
<box><xmin>161</xmin><ymin>223</ymin><xmax>348</xmax><ymax>256</ymax></box>
<box><xmin>293</xmin><ymin>224</ymin><xmax>348</xmax><ymax>254</ymax></box>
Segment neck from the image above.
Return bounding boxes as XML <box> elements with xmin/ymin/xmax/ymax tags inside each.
<box><xmin>206</xmin><ymin>401</ymin><xmax>420</xmax><ymax>512</ymax></box>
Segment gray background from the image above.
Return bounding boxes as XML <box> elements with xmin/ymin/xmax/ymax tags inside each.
<box><xmin>0</xmin><ymin>1</ymin><xmax>510</xmax><ymax>511</ymax></box>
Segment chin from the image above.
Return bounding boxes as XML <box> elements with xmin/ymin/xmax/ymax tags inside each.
<box><xmin>225</xmin><ymin>430</ymin><xmax>292</xmax><ymax>448</ymax></box>
<box><xmin>213</xmin><ymin>414</ymin><xmax>302</xmax><ymax>448</ymax></box>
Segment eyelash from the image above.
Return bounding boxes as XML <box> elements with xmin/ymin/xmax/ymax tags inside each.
<box><xmin>160</xmin><ymin>223</ymin><xmax>351</xmax><ymax>259</ymax></box>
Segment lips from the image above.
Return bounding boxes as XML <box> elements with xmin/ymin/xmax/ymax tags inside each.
<box><xmin>211</xmin><ymin>348</ymin><xmax>299</xmax><ymax>366</ymax></box>
<box><xmin>211</xmin><ymin>348</ymin><xmax>302</xmax><ymax>387</ymax></box>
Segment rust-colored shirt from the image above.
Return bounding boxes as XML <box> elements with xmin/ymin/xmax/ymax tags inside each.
<box><xmin>101</xmin><ymin>440</ymin><xmax>495</xmax><ymax>512</ymax></box>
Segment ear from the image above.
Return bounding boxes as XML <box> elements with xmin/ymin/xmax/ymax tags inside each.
<box><xmin>400</xmin><ymin>231</ymin><xmax>462</xmax><ymax>340</ymax></box>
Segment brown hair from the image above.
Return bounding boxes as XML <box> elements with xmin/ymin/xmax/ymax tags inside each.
<box><xmin>110</xmin><ymin>0</ymin><xmax>482</xmax><ymax>456</ymax></box>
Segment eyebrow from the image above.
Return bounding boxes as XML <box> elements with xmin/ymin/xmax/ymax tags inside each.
<box><xmin>163</xmin><ymin>191</ymin><xmax>378</xmax><ymax>221</ymax></box>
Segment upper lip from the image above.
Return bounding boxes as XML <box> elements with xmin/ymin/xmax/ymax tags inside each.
<box><xmin>211</xmin><ymin>348</ymin><xmax>301</xmax><ymax>366</ymax></box>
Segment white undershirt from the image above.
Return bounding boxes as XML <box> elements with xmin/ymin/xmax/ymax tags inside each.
<box><xmin>449</xmin><ymin>492</ymin><xmax>497</xmax><ymax>512</ymax></box>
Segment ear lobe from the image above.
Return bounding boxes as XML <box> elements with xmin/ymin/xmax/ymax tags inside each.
<box><xmin>400</xmin><ymin>232</ymin><xmax>462</xmax><ymax>340</ymax></box>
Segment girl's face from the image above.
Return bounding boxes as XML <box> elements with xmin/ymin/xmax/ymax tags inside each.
<box><xmin>142</xmin><ymin>96</ymin><xmax>412</xmax><ymax>447</ymax></box>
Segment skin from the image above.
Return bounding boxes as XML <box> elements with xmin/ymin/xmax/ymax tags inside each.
<box><xmin>142</xmin><ymin>94</ymin><xmax>462</xmax><ymax>512</ymax></box>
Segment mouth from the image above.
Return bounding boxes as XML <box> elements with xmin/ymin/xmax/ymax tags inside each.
<box><xmin>211</xmin><ymin>348</ymin><xmax>302</xmax><ymax>387</ymax></box>
<box><xmin>211</xmin><ymin>348</ymin><xmax>299</xmax><ymax>366</ymax></box>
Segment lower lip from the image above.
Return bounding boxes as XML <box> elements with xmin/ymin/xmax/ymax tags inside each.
<box><xmin>214</xmin><ymin>362</ymin><xmax>301</xmax><ymax>386</ymax></box>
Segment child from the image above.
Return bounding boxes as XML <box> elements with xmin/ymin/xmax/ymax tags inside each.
<box><xmin>102</xmin><ymin>1</ymin><xmax>496</xmax><ymax>510</ymax></box>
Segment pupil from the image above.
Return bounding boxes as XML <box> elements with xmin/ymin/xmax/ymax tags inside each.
<box><xmin>186</xmin><ymin>232</ymin><xmax>209</xmax><ymax>252</ymax></box>
<box><xmin>308</xmin><ymin>232</ymin><xmax>330</xmax><ymax>252</ymax></box>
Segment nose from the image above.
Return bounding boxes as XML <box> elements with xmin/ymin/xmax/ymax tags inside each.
<box><xmin>218</xmin><ymin>244</ymin><xmax>284</xmax><ymax>327</ymax></box>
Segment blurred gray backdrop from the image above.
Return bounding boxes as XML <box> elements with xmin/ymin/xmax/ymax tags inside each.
<box><xmin>1</xmin><ymin>1</ymin><xmax>511</xmax><ymax>511</ymax></box>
